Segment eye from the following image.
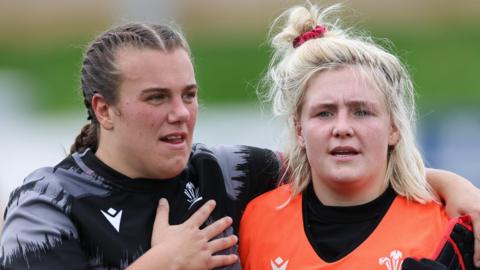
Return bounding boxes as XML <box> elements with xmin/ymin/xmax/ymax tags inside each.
<box><xmin>316</xmin><ymin>111</ymin><xmax>333</xmax><ymax>118</ymax></box>
<box><xmin>146</xmin><ymin>93</ymin><xmax>167</xmax><ymax>104</ymax></box>
<box><xmin>182</xmin><ymin>90</ymin><xmax>197</xmax><ymax>103</ymax></box>
<box><xmin>354</xmin><ymin>110</ymin><xmax>371</xmax><ymax>117</ymax></box>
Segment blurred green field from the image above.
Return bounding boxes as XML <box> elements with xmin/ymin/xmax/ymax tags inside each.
<box><xmin>0</xmin><ymin>24</ymin><xmax>479</xmax><ymax>115</ymax></box>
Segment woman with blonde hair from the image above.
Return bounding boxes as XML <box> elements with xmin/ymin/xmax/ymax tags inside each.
<box><xmin>0</xmin><ymin>17</ymin><xmax>479</xmax><ymax>270</ymax></box>
<box><xmin>239</xmin><ymin>4</ymin><xmax>477</xmax><ymax>269</ymax></box>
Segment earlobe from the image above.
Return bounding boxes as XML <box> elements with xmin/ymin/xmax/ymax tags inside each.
<box><xmin>295</xmin><ymin>119</ymin><xmax>305</xmax><ymax>147</ymax></box>
<box><xmin>91</xmin><ymin>94</ymin><xmax>114</xmax><ymax>130</ymax></box>
<box><xmin>388</xmin><ymin>123</ymin><xmax>400</xmax><ymax>146</ymax></box>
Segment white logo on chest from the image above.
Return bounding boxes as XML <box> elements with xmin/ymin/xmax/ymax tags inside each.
<box><xmin>100</xmin><ymin>208</ymin><xmax>123</xmax><ymax>232</ymax></box>
<box><xmin>271</xmin><ymin>257</ymin><xmax>288</xmax><ymax>270</ymax></box>
<box><xmin>184</xmin><ymin>181</ymin><xmax>203</xmax><ymax>209</ymax></box>
<box><xmin>379</xmin><ymin>250</ymin><xmax>404</xmax><ymax>270</ymax></box>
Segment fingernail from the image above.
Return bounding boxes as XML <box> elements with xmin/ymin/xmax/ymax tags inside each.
<box><xmin>159</xmin><ymin>198</ymin><xmax>167</xmax><ymax>205</ymax></box>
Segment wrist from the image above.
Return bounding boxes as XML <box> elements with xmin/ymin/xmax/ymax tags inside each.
<box><xmin>127</xmin><ymin>243</ymin><xmax>178</xmax><ymax>270</ymax></box>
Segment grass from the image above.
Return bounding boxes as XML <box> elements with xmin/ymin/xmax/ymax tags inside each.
<box><xmin>191</xmin><ymin>38</ymin><xmax>270</xmax><ymax>106</ymax></box>
<box><xmin>0</xmin><ymin>41</ymin><xmax>85</xmax><ymax>113</ymax></box>
<box><xmin>0</xmin><ymin>24</ymin><xmax>479</xmax><ymax>115</ymax></box>
<box><xmin>373</xmin><ymin>25</ymin><xmax>480</xmax><ymax>114</ymax></box>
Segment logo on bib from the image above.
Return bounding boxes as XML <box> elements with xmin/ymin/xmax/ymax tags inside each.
<box><xmin>271</xmin><ymin>257</ymin><xmax>288</xmax><ymax>270</ymax></box>
<box><xmin>379</xmin><ymin>250</ymin><xmax>403</xmax><ymax>270</ymax></box>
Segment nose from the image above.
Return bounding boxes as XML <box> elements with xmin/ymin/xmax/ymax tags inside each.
<box><xmin>332</xmin><ymin>112</ymin><xmax>354</xmax><ymax>138</ymax></box>
<box><xmin>167</xmin><ymin>97</ymin><xmax>190</xmax><ymax>123</ymax></box>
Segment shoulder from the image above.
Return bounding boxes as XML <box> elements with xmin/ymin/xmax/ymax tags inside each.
<box><xmin>192</xmin><ymin>143</ymin><xmax>281</xmax><ymax>196</ymax></box>
<box><xmin>244</xmin><ymin>185</ymin><xmax>295</xmax><ymax>214</ymax></box>
<box><xmin>3</xmin><ymin>162</ymin><xmax>77</xmax><ymax>225</ymax></box>
<box><xmin>6</xmin><ymin>151</ymin><xmax>98</xmax><ymax>213</ymax></box>
<box><xmin>7</xmin><ymin>166</ymin><xmax>72</xmax><ymax>213</ymax></box>
<box><xmin>240</xmin><ymin>185</ymin><xmax>300</xmax><ymax>242</ymax></box>
<box><xmin>395</xmin><ymin>196</ymin><xmax>446</xmax><ymax>212</ymax></box>
<box><xmin>1</xmin><ymin>166</ymin><xmax>82</xmax><ymax>268</ymax></box>
<box><xmin>1</xmin><ymin>152</ymin><xmax>106</xmax><ymax>248</ymax></box>
<box><xmin>392</xmin><ymin>196</ymin><xmax>449</xmax><ymax>224</ymax></box>
<box><xmin>192</xmin><ymin>143</ymin><xmax>280</xmax><ymax>163</ymax></box>
<box><xmin>192</xmin><ymin>143</ymin><xmax>280</xmax><ymax>176</ymax></box>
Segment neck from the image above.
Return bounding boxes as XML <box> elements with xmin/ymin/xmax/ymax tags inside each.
<box><xmin>95</xmin><ymin>141</ymin><xmax>139</xmax><ymax>179</ymax></box>
<box><xmin>311</xmin><ymin>174</ymin><xmax>388</xmax><ymax>206</ymax></box>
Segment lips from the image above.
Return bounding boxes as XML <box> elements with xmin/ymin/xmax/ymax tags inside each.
<box><xmin>329</xmin><ymin>146</ymin><xmax>360</xmax><ymax>156</ymax></box>
<box><xmin>160</xmin><ymin>132</ymin><xmax>187</xmax><ymax>144</ymax></box>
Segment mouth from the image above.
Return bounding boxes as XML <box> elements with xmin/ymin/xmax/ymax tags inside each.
<box><xmin>329</xmin><ymin>146</ymin><xmax>360</xmax><ymax>157</ymax></box>
<box><xmin>160</xmin><ymin>132</ymin><xmax>187</xmax><ymax>145</ymax></box>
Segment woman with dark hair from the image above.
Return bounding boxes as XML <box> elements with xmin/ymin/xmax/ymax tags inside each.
<box><xmin>0</xmin><ymin>22</ymin><xmax>479</xmax><ymax>270</ymax></box>
<box><xmin>0</xmin><ymin>23</ymin><xmax>254</xmax><ymax>270</ymax></box>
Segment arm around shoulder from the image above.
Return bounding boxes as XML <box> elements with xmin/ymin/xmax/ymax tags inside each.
<box><xmin>426</xmin><ymin>168</ymin><xmax>480</xmax><ymax>267</ymax></box>
<box><xmin>426</xmin><ymin>168</ymin><xmax>480</xmax><ymax>216</ymax></box>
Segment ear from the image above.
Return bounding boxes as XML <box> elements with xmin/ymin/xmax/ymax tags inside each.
<box><xmin>91</xmin><ymin>93</ymin><xmax>114</xmax><ymax>130</ymax></box>
<box><xmin>295</xmin><ymin>118</ymin><xmax>305</xmax><ymax>148</ymax></box>
<box><xmin>388</xmin><ymin>122</ymin><xmax>400</xmax><ymax>146</ymax></box>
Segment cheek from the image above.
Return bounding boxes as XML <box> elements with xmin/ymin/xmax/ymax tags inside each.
<box><xmin>187</xmin><ymin>104</ymin><xmax>198</xmax><ymax>127</ymax></box>
<box><xmin>303</xmin><ymin>121</ymin><xmax>327</xmax><ymax>141</ymax></box>
<box><xmin>141</xmin><ymin>111</ymin><xmax>163</xmax><ymax>127</ymax></box>
<box><xmin>303</xmin><ymin>125</ymin><xmax>327</xmax><ymax>154</ymax></box>
<box><xmin>362</xmin><ymin>124</ymin><xmax>391</xmax><ymax>154</ymax></box>
<box><xmin>123</xmin><ymin>107</ymin><xmax>168</xmax><ymax>132</ymax></box>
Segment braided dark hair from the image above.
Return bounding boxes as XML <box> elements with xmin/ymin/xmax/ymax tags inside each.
<box><xmin>70</xmin><ymin>23</ymin><xmax>190</xmax><ymax>153</ymax></box>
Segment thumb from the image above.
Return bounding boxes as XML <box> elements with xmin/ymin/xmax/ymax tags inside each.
<box><xmin>152</xmin><ymin>198</ymin><xmax>170</xmax><ymax>246</ymax></box>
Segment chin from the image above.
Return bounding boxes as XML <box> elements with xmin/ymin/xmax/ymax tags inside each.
<box><xmin>328</xmin><ymin>171</ymin><xmax>362</xmax><ymax>183</ymax></box>
<box><xmin>162</xmin><ymin>157</ymin><xmax>188</xmax><ymax>178</ymax></box>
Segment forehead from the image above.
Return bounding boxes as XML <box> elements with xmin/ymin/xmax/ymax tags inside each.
<box><xmin>303</xmin><ymin>66</ymin><xmax>385</xmax><ymax>107</ymax></box>
<box><xmin>115</xmin><ymin>47</ymin><xmax>195</xmax><ymax>90</ymax></box>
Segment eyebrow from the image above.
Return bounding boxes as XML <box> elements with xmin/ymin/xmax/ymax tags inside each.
<box><xmin>141</xmin><ymin>84</ymin><xmax>198</xmax><ymax>94</ymax></box>
<box><xmin>311</xmin><ymin>100</ymin><xmax>379</xmax><ymax>110</ymax></box>
<box><xmin>345</xmin><ymin>100</ymin><xmax>378</xmax><ymax>108</ymax></box>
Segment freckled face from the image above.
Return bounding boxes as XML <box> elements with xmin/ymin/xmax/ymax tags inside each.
<box><xmin>109</xmin><ymin>48</ymin><xmax>197</xmax><ymax>179</ymax></box>
<box><xmin>297</xmin><ymin>66</ymin><xmax>399</xmax><ymax>202</ymax></box>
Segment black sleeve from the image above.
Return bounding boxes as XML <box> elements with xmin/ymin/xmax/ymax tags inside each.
<box><xmin>0</xmin><ymin>170</ymin><xmax>88</xmax><ymax>270</ymax></box>
<box><xmin>209</xmin><ymin>145</ymin><xmax>281</xmax><ymax>214</ymax></box>
<box><xmin>403</xmin><ymin>216</ymin><xmax>479</xmax><ymax>270</ymax></box>
<box><xmin>210</xmin><ymin>145</ymin><xmax>280</xmax><ymax>197</ymax></box>
<box><xmin>434</xmin><ymin>216</ymin><xmax>478</xmax><ymax>270</ymax></box>
<box><xmin>243</xmin><ymin>146</ymin><xmax>281</xmax><ymax>200</ymax></box>
<box><xmin>402</xmin><ymin>258</ymin><xmax>448</xmax><ymax>270</ymax></box>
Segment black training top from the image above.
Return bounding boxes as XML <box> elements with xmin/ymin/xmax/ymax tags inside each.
<box><xmin>0</xmin><ymin>144</ymin><xmax>280</xmax><ymax>270</ymax></box>
<box><xmin>303</xmin><ymin>183</ymin><xmax>397</xmax><ymax>262</ymax></box>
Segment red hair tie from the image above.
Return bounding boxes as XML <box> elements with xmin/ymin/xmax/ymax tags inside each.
<box><xmin>292</xmin><ymin>25</ymin><xmax>327</xmax><ymax>48</ymax></box>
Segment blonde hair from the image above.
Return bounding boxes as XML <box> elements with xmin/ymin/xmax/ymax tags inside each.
<box><xmin>262</xmin><ymin>4</ymin><xmax>436</xmax><ymax>203</ymax></box>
